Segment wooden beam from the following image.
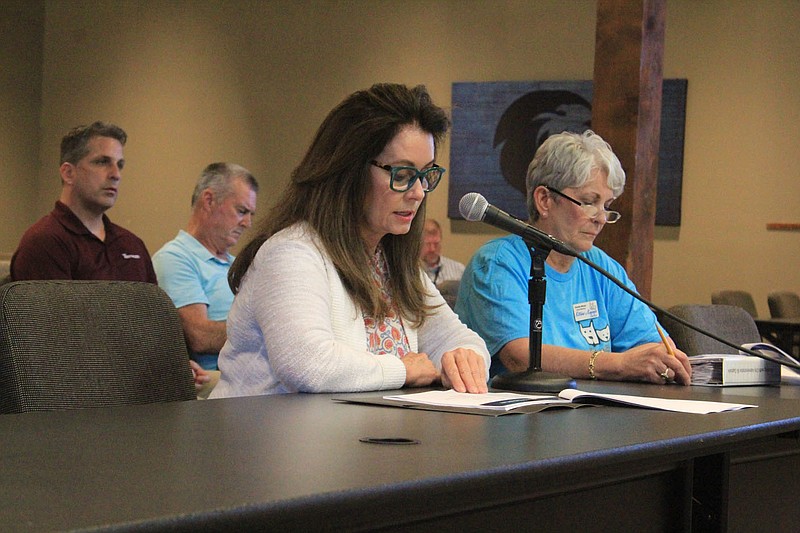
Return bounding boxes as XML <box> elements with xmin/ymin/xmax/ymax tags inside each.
<box><xmin>591</xmin><ymin>0</ymin><xmax>665</xmax><ymax>300</ymax></box>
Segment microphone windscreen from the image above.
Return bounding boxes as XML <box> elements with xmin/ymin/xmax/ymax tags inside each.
<box><xmin>459</xmin><ymin>192</ymin><xmax>488</xmax><ymax>221</ymax></box>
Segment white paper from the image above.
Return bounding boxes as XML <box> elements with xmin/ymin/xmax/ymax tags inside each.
<box><xmin>383</xmin><ymin>390</ymin><xmax>569</xmax><ymax>411</ymax></box>
<box><xmin>742</xmin><ymin>342</ymin><xmax>800</xmax><ymax>367</ymax></box>
<box><xmin>383</xmin><ymin>389</ymin><xmax>756</xmax><ymax>414</ymax></box>
<box><xmin>558</xmin><ymin>389</ymin><xmax>755</xmax><ymax>414</ymax></box>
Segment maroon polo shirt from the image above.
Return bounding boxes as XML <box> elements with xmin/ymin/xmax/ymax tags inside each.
<box><xmin>11</xmin><ymin>201</ymin><xmax>157</xmax><ymax>283</ymax></box>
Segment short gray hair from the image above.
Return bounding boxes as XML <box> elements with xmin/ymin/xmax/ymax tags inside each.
<box><xmin>525</xmin><ymin>130</ymin><xmax>625</xmax><ymax>221</ymax></box>
<box><xmin>191</xmin><ymin>162</ymin><xmax>259</xmax><ymax>207</ymax></box>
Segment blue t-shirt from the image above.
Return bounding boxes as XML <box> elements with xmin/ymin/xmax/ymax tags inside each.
<box><xmin>153</xmin><ymin>230</ymin><xmax>234</xmax><ymax>370</ymax></box>
<box><xmin>455</xmin><ymin>234</ymin><xmax>662</xmax><ymax>376</ymax></box>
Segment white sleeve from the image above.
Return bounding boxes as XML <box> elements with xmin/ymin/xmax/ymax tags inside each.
<box><xmin>417</xmin><ymin>274</ymin><xmax>491</xmax><ymax>381</ymax></box>
<box><xmin>249</xmin><ymin>230</ymin><xmax>406</xmax><ymax>393</ymax></box>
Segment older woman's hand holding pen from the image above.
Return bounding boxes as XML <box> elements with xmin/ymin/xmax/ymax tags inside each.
<box><xmin>656</xmin><ymin>325</ymin><xmax>692</xmax><ymax>385</ymax></box>
<box><xmin>593</xmin><ymin>334</ymin><xmax>692</xmax><ymax>385</ymax></box>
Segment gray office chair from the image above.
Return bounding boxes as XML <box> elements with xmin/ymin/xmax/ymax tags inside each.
<box><xmin>768</xmin><ymin>291</ymin><xmax>800</xmax><ymax>319</ymax></box>
<box><xmin>0</xmin><ymin>280</ymin><xmax>196</xmax><ymax>414</ymax></box>
<box><xmin>660</xmin><ymin>304</ymin><xmax>761</xmax><ymax>356</ymax></box>
<box><xmin>437</xmin><ymin>279</ymin><xmax>461</xmax><ymax>309</ymax></box>
<box><xmin>711</xmin><ymin>290</ymin><xmax>758</xmax><ymax>318</ymax></box>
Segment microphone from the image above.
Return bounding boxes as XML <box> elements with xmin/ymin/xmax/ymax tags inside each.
<box><xmin>458</xmin><ymin>194</ymin><xmax>800</xmax><ymax>379</ymax></box>
<box><xmin>459</xmin><ymin>192</ymin><xmax>577</xmax><ymax>257</ymax></box>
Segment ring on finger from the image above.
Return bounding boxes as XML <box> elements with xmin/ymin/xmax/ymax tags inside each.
<box><xmin>660</xmin><ymin>368</ymin><xmax>671</xmax><ymax>381</ymax></box>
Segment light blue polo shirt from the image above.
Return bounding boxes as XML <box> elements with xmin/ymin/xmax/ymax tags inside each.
<box><xmin>153</xmin><ymin>230</ymin><xmax>234</xmax><ymax>370</ymax></box>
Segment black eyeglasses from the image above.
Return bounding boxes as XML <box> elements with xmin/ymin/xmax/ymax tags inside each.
<box><xmin>370</xmin><ymin>160</ymin><xmax>446</xmax><ymax>193</ymax></box>
<box><xmin>543</xmin><ymin>185</ymin><xmax>622</xmax><ymax>223</ymax></box>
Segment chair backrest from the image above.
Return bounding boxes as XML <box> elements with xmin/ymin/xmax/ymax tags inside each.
<box><xmin>437</xmin><ymin>279</ymin><xmax>461</xmax><ymax>309</ymax></box>
<box><xmin>660</xmin><ymin>304</ymin><xmax>761</xmax><ymax>356</ymax></box>
<box><xmin>0</xmin><ymin>280</ymin><xmax>196</xmax><ymax>414</ymax></box>
<box><xmin>711</xmin><ymin>290</ymin><xmax>758</xmax><ymax>318</ymax></box>
<box><xmin>767</xmin><ymin>291</ymin><xmax>800</xmax><ymax>318</ymax></box>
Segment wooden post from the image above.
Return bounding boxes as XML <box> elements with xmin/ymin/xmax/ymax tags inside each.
<box><xmin>591</xmin><ymin>0</ymin><xmax>665</xmax><ymax>299</ymax></box>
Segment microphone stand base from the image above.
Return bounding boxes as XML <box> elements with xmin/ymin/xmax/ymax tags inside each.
<box><xmin>490</xmin><ymin>370</ymin><xmax>577</xmax><ymax>393</ymax></box>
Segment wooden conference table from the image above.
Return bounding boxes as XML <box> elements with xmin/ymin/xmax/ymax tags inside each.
<box><xmin>2</xmin><ymin>381</ymin><xmax>800</xmax><ymax>532</ymax></box>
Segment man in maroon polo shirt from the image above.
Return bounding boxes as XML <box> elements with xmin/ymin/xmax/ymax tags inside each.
<box><xmin>11</xmin><ymin>121</ymin><xmax>156</xmax><ymax>283</ymax></box>
<box><xmin>10</xmin><ymin>121</ymin><xmax>210</xmax><ymax>389</ymax></box>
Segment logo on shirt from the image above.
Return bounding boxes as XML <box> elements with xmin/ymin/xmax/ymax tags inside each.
<box><xmin>121</xmin><ymin>253</ymin><xmax>141</xmax><ymax>259</ymax></box>
<box><xmin>579</xmin><ymin>321</ymin><xmax>610</xmax><ymax>346</ymax></box>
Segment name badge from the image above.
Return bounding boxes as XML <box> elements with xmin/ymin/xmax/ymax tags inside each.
<box><xmin>573</xmin><ymin>301</ymin><xmax>599</xmax><ymax>322</ymax></box>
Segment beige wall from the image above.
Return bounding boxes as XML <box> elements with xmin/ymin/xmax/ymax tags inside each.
<box><xmin>0</xmin><ymin>1</ymin><xmax>43</xmax><ymax>256</ymax></box>
<box><xmin>655</xmin><ymin>0</ymin><xmax>800</xmax><ymax>316</ymax></box>
<box><xmin>4</xmin><ymin>0</ymin><xmax>799</xmax><ymax>316</ymax></box>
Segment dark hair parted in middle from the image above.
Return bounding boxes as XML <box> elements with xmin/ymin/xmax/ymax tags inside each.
<box><xmin>230</xmin><ymin>83</ymin><xmax>450</xmax><ymax>325</ymax></box>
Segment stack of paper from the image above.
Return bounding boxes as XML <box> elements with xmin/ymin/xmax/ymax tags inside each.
<box><xmin>689</xmin><ymin>342</ymin><xmax>798</xmax><ymax>386</ymax></box>
<box><xmin>689</xmin><ymin>354</ymin><xmax>780</xmax><ymax>386</ymax></box>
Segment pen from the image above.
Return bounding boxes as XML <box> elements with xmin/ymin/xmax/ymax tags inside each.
<box><xmin>657</xmin><ymin>325</ymin><xmax>677</xmax><ymax>384</ymax></box>
<box><xmin>656</xmin><ymin>325</ymin><xmax>675</xmax><ymax>358</ymax></box>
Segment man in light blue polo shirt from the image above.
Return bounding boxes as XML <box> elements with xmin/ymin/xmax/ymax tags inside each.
<box><xmin>153</xmin><ymin>163</ymin><xmax>258</xmax><ymax>371</ymax></box>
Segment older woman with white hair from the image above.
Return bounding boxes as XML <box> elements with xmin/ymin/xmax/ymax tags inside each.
<box><xmin>456</xmin><ymin>130</ymin><xmax>692</xmax><ymax>385</ymax></box>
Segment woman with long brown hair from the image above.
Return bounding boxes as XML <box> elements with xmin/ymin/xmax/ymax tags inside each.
<box><xmin>211</xmin><ymin>83</ymin><xmax>489</xmax><ymax>397</ymax></box>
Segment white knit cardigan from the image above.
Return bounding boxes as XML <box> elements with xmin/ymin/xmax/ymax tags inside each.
<box><xmin>211</xmin><ymin>223</ymin><xmax>490</xmax><ymax>397</ymax></box>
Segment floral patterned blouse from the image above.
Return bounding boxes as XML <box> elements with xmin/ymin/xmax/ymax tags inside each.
<box><xmin>363</xmin><ymin>246</ymin><xmax>411</xmax><ymax>358</ymax></box>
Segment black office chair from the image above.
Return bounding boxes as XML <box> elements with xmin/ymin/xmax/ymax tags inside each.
<box><xmin>660</xmin><ymin>304</ymin><xmax>761</xmax><ymax>356</ymax></box>
<box><xmin>711</xmin><ymin>290</ymin><xmax>759</xmax><ymax>318</ymax></box>
<box><xmin>768</xmin><ymin>291</ymin><xmax>800</xmax><ymax>319</ymax></box>
<box><xmin>0</xmin><ymin>280</ymin><xmax>196</xmax><ymax>414</ymax></box>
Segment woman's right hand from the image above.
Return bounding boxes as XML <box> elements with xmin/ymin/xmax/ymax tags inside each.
<box><xmin>603</xmin><ymin>342</ymin><xmax>692</xmax><ymax>385</ymax></box>
<box><xmin>402</xmin><ymin>352</ymin><xmax>438</xmax><ymax>387</ymax></box>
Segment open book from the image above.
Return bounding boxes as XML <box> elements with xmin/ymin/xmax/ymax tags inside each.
<box><xmin>689</xmin><ymin>342</ymin><xmax>800</xmax><ymax>386</ymax></box>
<box><xmin>336</xmin><ymin>389</ymin><xmax>755</xmax><ymax>416</ymax></box>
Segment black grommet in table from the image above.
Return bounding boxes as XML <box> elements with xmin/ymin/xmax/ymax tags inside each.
<box><xmin>359</xmin><ymin>437</ymin><xmax>421</xmax><ymax>445</ymax></box>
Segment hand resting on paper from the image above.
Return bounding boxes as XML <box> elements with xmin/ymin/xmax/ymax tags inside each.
<box><xmin>402</xmin><ymin>348</ymin><xmax>488</xmax><ymax>394</ymax></box>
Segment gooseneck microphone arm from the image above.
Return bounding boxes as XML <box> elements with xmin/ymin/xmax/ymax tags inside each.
<box><xmin>458</xmin><ymin>192</ymin><xmax>800</xmax><ymax>372</ymax></box>
<box><xmin>575</xmin><ymin>252</ymin><xmax>800</xmax><ymax>370</ymax></box>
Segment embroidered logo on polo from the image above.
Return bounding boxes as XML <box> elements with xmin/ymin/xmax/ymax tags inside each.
<box><xmin>121</xmin><ymin>253</ymin><xmax>141</xmax><ymax>259</ymax></box>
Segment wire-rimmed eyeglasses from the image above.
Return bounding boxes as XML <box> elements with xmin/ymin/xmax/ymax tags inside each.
<box><xmin>543</xmin><ymin>185</ymin><xmax>622</xmax><ymax>223</ymax></box>
<box><xmin>370</xmin><ymin>160</ymin><xmax>446</xmax><ymax>193</ymax></box>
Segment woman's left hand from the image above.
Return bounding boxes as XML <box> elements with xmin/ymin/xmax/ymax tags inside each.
<box><xmin>439</xmin><ymin>348</ymin><xmax>488</xmax><ymax>394</ymax></box>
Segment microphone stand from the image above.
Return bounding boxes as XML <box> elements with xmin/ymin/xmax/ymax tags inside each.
<box><xmin>490</xmin><ymin>244</ymin><xmax>577</xmax><ymax>393</ymax></box>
